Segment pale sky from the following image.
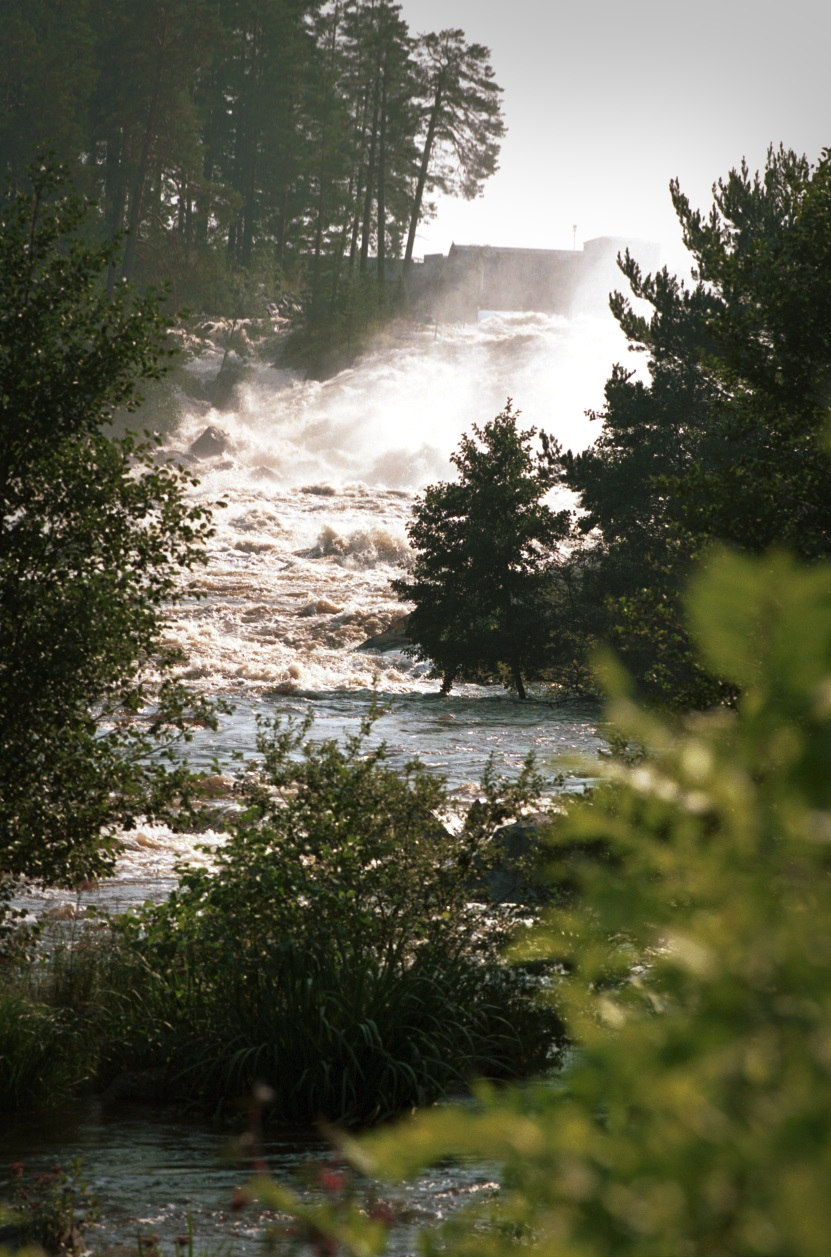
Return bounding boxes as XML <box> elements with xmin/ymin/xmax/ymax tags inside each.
<box><xmin>398</xmin><ymin>0</ymin><xmax>829</xmax><ymax>274</ymax></box>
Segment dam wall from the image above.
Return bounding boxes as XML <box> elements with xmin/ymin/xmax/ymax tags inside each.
<box><xmin>406</xmin><ymin>237</ymin><xmax>661</xmax><ymax>321</ymax></box>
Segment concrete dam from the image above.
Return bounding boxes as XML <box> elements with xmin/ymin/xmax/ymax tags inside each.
<box><xmin>403</xmin><ymin>236</ymin><xmax>661</xmax><ymax>321</ymax></box>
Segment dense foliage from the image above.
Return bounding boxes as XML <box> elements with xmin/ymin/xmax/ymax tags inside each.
<box><xmin>393</xmin><ymin>404</ymin><xmax>570</xmax><ymax>698</ymax></box>
<box><xmin>100</xmin><ymin>713</ymin><xmax>561</xmax><ymax>1124</ymax></box>
<box><xmin>557</xmin><ymin>145</ymin><xmax>831</xmax><ymax>706</ymax></box>
<box><xmin>0</xmin><ymin>0</ymin><xmax>504</xmax><ymax>353</ymax></box>
<box><xmin>0</xmin><ymin>161</ymin><xmax>215</xmax><ymax>894</ymax></box>
<box><xmin>260</xmin><ymin>546</ymin><xmax>831</xmax><ymax>1255</ymax></box>
<box><xmin>390</xmin><ymin>148</ymin><xmax>831</xmax><ymax>705</ymax></box>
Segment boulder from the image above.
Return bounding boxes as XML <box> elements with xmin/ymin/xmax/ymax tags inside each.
<box><xmin>188</xmin><ymin>425</ymin><xmax>230</xmax><ymax>458</ymax></box>
<box><xmin>356</xmin><ymin>614</ymin><xmax>412</xmax><ymax>653</ymax></box>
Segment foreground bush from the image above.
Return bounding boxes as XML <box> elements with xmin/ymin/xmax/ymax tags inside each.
<box><xmin>1</xmin><ymin>1159</ymin><xmax>97</xmax><ymax>1255</ymax></box>
<box><xmin>258</xmin><ymin>549</ymin><xmax>831</xmax><ymax>1254</ymax></box>
<box><xmin>112</xmin><ymin>714</ymin><xmax>563</xmax><ymax>1124</ymax></box>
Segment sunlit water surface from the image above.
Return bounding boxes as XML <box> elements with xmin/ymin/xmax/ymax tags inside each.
<box><xmin>0</xmin><ymin>1100</ymin><xmax>497</xmax><ymax>1255</ymax></box>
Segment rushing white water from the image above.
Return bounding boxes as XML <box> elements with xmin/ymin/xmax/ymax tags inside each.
<box><xmin>5</xmin><ymin>309</ymin><xmax>626</xmax><ymax>1250</ymax></box>
<box><xmin>18</xmin><ymin>311</ymin><xmax>621</xmax><ymax>918</ymax></box>
<box><xmin>163</xmin><ymin>310</ymin><xmax>624</xmax><ymax>696</ymax></box>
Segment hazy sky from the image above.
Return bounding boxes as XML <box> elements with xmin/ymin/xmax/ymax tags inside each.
<box><xmin>398</xmin><ymin>0</ymin><xmax>829</xmax><ymax>272</ymax></box>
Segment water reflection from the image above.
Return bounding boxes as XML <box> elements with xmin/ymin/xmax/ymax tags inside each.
<box><xmin>0</xmin><ymin>1099</ymin><xmax>497</xmax><ymax>1254</ymax></box>
<box><xmin>183</xmin><ymin>688</ymin><xmax>605</xmax><ymax>793</ymax></box>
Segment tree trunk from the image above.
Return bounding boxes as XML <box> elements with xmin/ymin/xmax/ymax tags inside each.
<box><xmin>359</xmin><ymin>73</ymin><xmax>380</xmax><ymax>274</ymax></box>
<box><xmin>121</xmin><ymin>41</ymin><xmax>165</xmax><ymax>283</ymax></box>
<box><xmin>274</xmin><ymin>96</ymin><xmax>297</xmax><ymax>266</ymax></box>
<box><xmin>404</xmin><ymin>84</ymin><xmax>442</xmax><ymax>269</ymax></box>
<box><xmin>105</xmin><ymin>131</ymin><xmax>126</xmax><ymax>296</ymax></box>
<box><xmin>240</xmin><ymin>8</ymin><xmax>263</xmax><ymax>268</ymax></box>
<box><xmin>348</xmin><ymin>168</ymin><xmax>364</xmax><ymax>268</ymax></box>
<box><xmin>376</xmin><ymin>61</ymin><xmax>387</xmax><ymax>289</ymax></box>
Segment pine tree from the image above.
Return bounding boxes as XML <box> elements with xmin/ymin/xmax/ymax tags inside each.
<box><xmin>394</xmin><ymin>404</ymin><xmax>568</xmax><ymax>699</ymax></box>
<box><xmin>560</xmin><ymin>146</ymin><xmax>831</xmax><ymax>706</ymax></box>
<box><xmin>403</xmin><ymin>28</ymin><xmax>504</xmax><ymax>272</ymax></box>
<box><xmin>0</xmin><ymin>0</ymin><xmax>96</xmax><ymax>191</ymax></box>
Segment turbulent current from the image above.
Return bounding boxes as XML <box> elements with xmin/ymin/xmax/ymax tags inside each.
<box><xmin>6</xmin><ymin>308</ymin><xmax>627</xmax><ymax>1250</ymax></box>
<box><xmin>19</xmin><ymin>310</ymin><xmax>625</xmax><ymax>922</ymax></box>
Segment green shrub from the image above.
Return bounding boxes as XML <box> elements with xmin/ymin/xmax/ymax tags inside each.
<box><xmin>256</xmin><ymin>548</ymin><xmax>831</xmax><ymax>1254</ymax></box>
<box><xmin>0</xmin><ymin>988</ymin><xmax>75</xmax><ymax>1112</ymax></box>
<box><xmin>117</xmin><ymin>713</ymin><xmax>563</xmax><ymax>1124</ymax></box>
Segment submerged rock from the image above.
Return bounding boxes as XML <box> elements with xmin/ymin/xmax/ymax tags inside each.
<box><xmin>299</xmin><ymin>598</ymin><xmax>344</xmax><ymax>617</ymax></box>
<box><xmin>102</xmin><ymin>1069</ymin><xmax>170</xmax><ymax>1105</ymax></box>
<box><xmin>471</xmin><ymin>813</ymin><xmax>554</xmax><ymax>905</ymax></box>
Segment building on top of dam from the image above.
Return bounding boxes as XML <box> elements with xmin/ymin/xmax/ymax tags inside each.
<box><xmin>399</xmin><ymin>236</ymin><xmax>662</xmax><ymax>321</ymax></box>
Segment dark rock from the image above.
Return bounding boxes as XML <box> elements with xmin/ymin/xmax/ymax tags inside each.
<box><xmin>188</xmin><ymin>425</ymin><xmax>229</xmax><ymax>458</ymax></box>
<box><xmin>356</xmin><ymin>614</ymin><xmax>412</xmax><ymax>653</ymax></box>
<box><xmin>471</xmin><ymin>812</ymin><xmax>554</xmax><ymax>905</ymax></box>
<box><xmin>0</xmin><ymin>1223</ymin><xmax>26</xmax><ymax>1252</ymax></box>
<box><xmin>299</xmin><ymin>483</ymin><xmax>338</xmax><ymax>497</ymax></box>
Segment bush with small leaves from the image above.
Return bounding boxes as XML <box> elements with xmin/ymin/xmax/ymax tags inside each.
<box><xmin>260</xmin><ymin>549</ymin><xmax>831</xmax><ymax>1255</ymax></box>
<box><xmin>120</xmin><ymin>711</ymin><xmax>564</xmax><ymax>1124</ymax></box>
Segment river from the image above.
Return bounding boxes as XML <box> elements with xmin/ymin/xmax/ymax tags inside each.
<box><xmin>3</xmin><ymin>307</ymin><xmax>623</xmax><ymax>1251</ymax></box>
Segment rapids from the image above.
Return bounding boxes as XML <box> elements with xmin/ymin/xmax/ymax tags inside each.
<box><xmin>162</xmin><ymin>310</ymin><xmax>627</xmax><ymax>696</ymax></box>
<box><xmin>17</xmin><ymin>310</ymin><xmax>624</xmax><ymax>920</ymax></box>
<box><xmin>4</xmin><ymin>309</ymin><xmax>627</xmax><ymax>1252</ymax></box>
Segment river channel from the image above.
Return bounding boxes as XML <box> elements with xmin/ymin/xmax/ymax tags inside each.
<box><xmin>3</xmin><ymin>308</ymin><xmax>622</xmax><ymax>1251</ymax></box>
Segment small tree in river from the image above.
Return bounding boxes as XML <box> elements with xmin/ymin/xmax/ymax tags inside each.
<box><xmin>393</xmin><ymin>403</ymin><xmax>568</xmax><ymax>698</ymax></box>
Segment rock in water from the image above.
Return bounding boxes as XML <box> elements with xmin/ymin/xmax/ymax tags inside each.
<box><xmin>356</xmin><ymin>614</ymin><xmax>412</xmax><ymax>653</ymax></box>
<box><xmin>188</xmin><ymin>425</ymin><xmax>229</xmax><ymax>458</ymax></box>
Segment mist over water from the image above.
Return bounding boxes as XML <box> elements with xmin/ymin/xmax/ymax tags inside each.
<box><xmin>5</xmin><ymin>310</ymin><xmax>618</xmax><ymax>1245</ymax></box>
<box><xmin>16</xmin><ymin>312</ymin><xmax>618</xmax><ymax>919</ymax></box>
<box><xmin>177</xmin><ymin>310</ymin><xmax>627</xmax><ymax>489</ymax></box>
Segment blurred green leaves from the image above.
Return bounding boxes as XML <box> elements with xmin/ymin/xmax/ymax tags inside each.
<box><xmin>281</xmin><ymin>548</ymin><xmax>831</xmax><ymax>1255</ymax></box>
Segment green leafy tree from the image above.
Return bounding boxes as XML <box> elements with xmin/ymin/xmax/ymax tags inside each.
<box><xmin>0</xmin><ymin>160</ymin><xmax>215</xmax><ymax>891</ymax></box>
<box><xmin>393</xmin><ymin>403</ymin><xmax>569</xmax><ymax>698</ymax></box>
<box><xmin>261</xmin><ymin>547</ymin><xmax>831</xmax><ymax>1255</ymax></box>
<box><xmin>560</xmin><ymin>146</ymin><xmax>831</xmax><ymax>706</ymax></box>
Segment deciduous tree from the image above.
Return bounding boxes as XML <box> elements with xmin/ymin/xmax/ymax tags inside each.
<box><xmin>0</xmin><ymin>160</ymin><xmax>216</xmax><ymax>891</ymax></box>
